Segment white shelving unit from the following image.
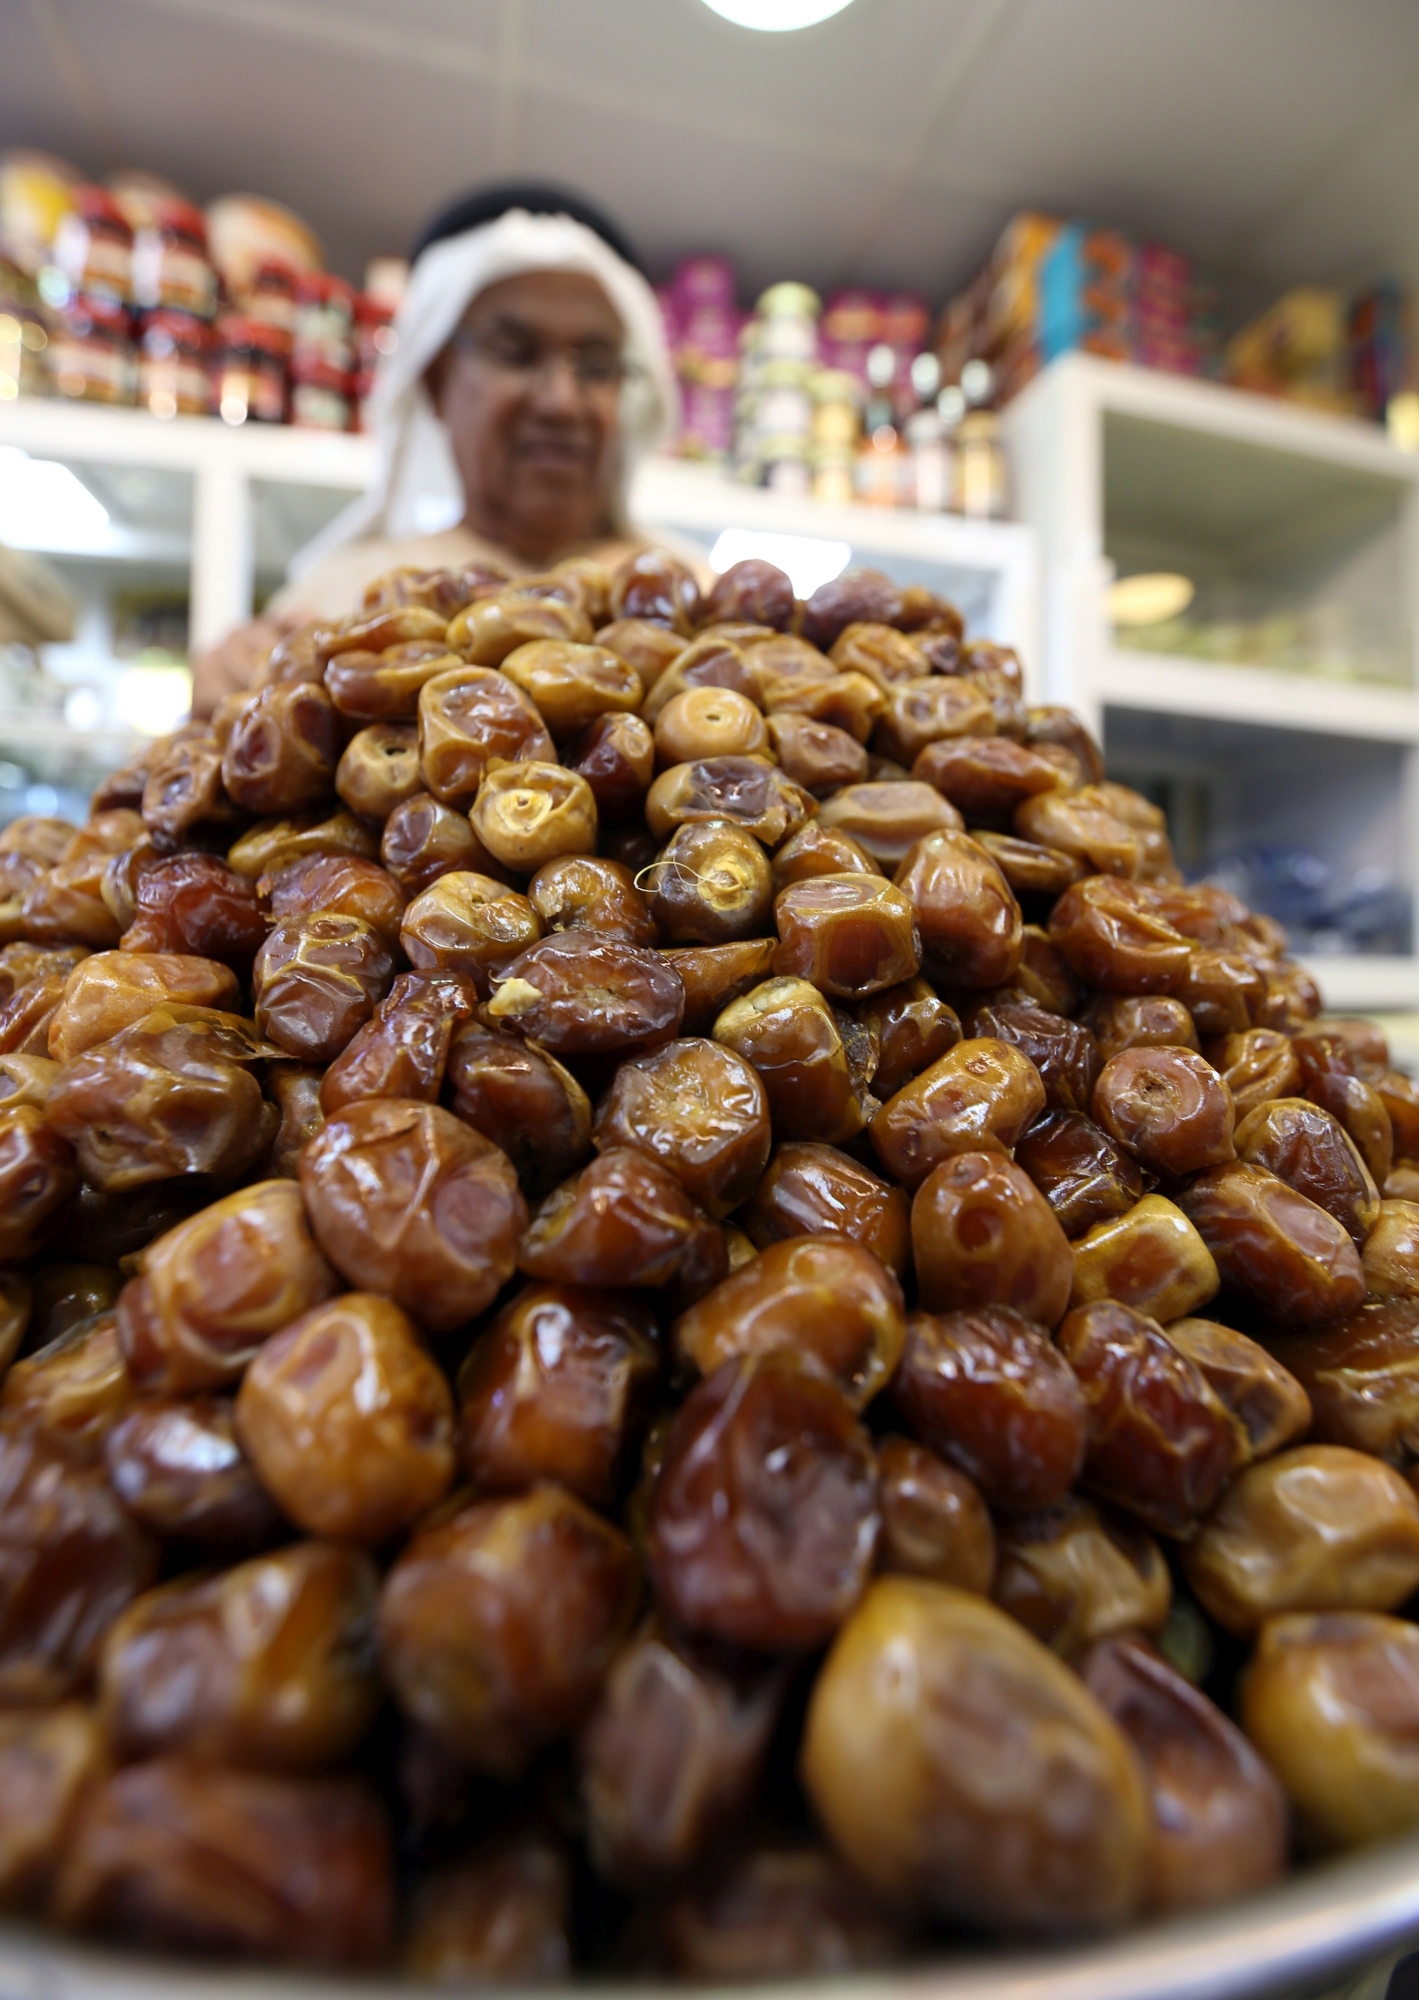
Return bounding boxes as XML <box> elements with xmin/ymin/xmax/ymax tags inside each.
<box><xmin>0</xmin><ymin>398</ymin><xmax>1039</xmax><ymax>820</ymax></box>
<box><xmin>1003</xmin><ymin>353</ymin><xmax>1419</xmax><ymax>1010</ymax></box>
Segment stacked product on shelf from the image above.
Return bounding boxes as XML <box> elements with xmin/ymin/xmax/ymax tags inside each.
<box><xmin>935</xmin><ymin>210</ymin><xmax>1219</xmax><ymax>408</ymax></box>
<box><xmin>659</xmin><ymin>257</ymin><xmax>1006</xmax><ymax>516</ymax></box>
<box><xmin>0</xmin><ymin>150</ymin><xmax>403</xmax><ymax>432</ymax></box>
<box><xmin>1225</xmin><ymin>281</ymin><xmax>1415</xmax><ymax>425</ymax></box>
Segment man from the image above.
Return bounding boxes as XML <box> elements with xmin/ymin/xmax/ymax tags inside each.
<box><xmin>193</xmin><ymin>183</ymin><xmax>681</xmax><ymax>712</ymax></box>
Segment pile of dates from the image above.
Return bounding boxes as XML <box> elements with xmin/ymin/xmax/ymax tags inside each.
<box><xmin>0</xmin><ymin>548</ymin><xmax>1417</xmax><ymax>1978</ymax></box>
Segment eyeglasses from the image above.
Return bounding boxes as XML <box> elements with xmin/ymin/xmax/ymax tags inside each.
<box><xmin>449</xmin><ymin>321</ymin><xmax>636</xmax><ymax>389</ymax></box>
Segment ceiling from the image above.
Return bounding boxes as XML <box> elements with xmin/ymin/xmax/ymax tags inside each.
<box><xmin>9</xmin><ymin>0</ymin><xmax>1419</xmax><ymax>317</ymax></box>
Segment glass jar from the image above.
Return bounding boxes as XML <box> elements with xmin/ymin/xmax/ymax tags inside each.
<box><xmin>131</xmin><ymin>199</ymin><xmax>217</xmax><ymax>319</ymax></box>
<box><xmin>48</xmin><ymin>294</ymin><xmax>135</xmax><ymax>403</ymax></box>
<box><xmin>0</xmin><ymin>262</ymin><xmax>51</xmax><ymax>401</ymax></box>
<box><xmin>293</xmin><ymin>272</ymin><xmax>354</xmax><ymax>371</ymax></box>
<box><xmin>245</xmin><ymin>261</ymin><xmax>299</xmax><ymax>337</ymax></box>
<box><xmin>214</xmin><ymin>313</ymin><xmax>288</xmax><ymax>424</ymax></box>
<box><xmin>290</xmin><ymin>354</ymin><xmax>351</xmax><ymax>431</ymax></box>
<box><xmin>138</xmin><ymin>309</ymin><xmax>213</xmax><ymax>418</ymax></box>
<box><xmin>52</xmin><ymin>186</ymin><xmax>132</xmax><ymax>303</ymax></box>
<box><xmin>956</xmin><ymin>409</ymin><xmax>1009</xmax><ymax>520</ymax></box>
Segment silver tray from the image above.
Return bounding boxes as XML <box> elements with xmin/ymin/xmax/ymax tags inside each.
<box><xmin>3</xmin><ymin>1835</ymin><xmax>1419</xmax><ymax>2000</ymax></box>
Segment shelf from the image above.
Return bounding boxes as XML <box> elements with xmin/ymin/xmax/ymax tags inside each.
<box><xmin>1100</xmin><ymin>650</ymin><xmax>1419</xmax><ymax>741</ymax></box>
<box><xmin>1302</xmin><ymin>958</ymin><xmax>1419</xmax><ymax>1012</ymax></box>
<box><xmin>0</xmin><ymin>398</ymin><xmax>375</xmax><ymax>484</ymax></box>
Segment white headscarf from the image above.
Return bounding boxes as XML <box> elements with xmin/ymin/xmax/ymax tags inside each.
<box><xmin>289</xmin><ymin>207</ymin><xmax>679</xmax><ymax>580</ymax></box>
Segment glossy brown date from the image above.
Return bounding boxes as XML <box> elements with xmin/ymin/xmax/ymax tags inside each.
<box><xmin>0</xmin><ymin>1423</ymin><xmax>158</xmax><ymax>1702</ymax></box>
<box><xmin>446</xmin><ymin>1022</ymin><xmax>591</xmax><ymax>1195</ymax></box>
<box><xmin>656</xmin><ymin>1843</ymin><xmax>913</xmax><ymax>1978</ymax></box>
<box><xmin>976</xmin><ymin>830</ymin><xmax>1085</xmax><ymax>899</ymax></box>
<box><xmin>1057</xmin><ymin>1301</ymin><xmax>1241</xmax><ymax>1536</ymax></box>
<box><xmin>0</xmin><ymin>1704</ymin><xmax>108</xmax><ymax>1907</ymax></box>
<box><xmin>335</xmin><ymin>722</ymin><xmax>423</xmax><ymax>821</ymax></box>
<box><xmin>801</xmin><ymin>1579</ymin><xmax>1148</xmax><ymax>1931</ymax></box>
<box><xmin>47</xmin><ymin>1011</ymin><xmax>273</xmax><ymax>1193</ymax></box>
<box><xmin>816</xmin><ymin>782</ymin><xmax>962</xmax><ymax>870</ymax></box>
<box><xmin>458</xmin><ymin>1283</ymin><xmax>658</xmax><ymax>1507</ymax></box>
<box><xmin>0</xmin><ymin>1315</ymin><xmax>132</xmax><ymax>1467</ymax></box>
<box><xmin>236</xmin><ymin>1293</ymin><xmax>455</xmax><ymax>1543</ymax></box>
<box><xmin>742</xmin><ymin>1139</ymin><xmax>910</xmax><ymax>1277</ymax></box>
<box><xmin>1015</xmin><ymin>1110</ymin><xmax>1148</xmax><ymax>1240</ymax></box>
<box><xmin>1293</xmin><ymin>1033</ymin><xmax>1395</xmax><ymax>1185</ymax></box>
<box><xmin>221</xmin><ymin>680</ymin><xmax>342</xmax><ymax>816</ymax></box>
<box><xmin>593</xmin><ymin>1035</ymin><xmax>770</xmax><ymax>1216</ymax></box>
<box><xmin>565</xmin><ymin>709</ymin><xmax>655</xmax><ymax>823</ymax></box>
<box><xmin>646</xmin><ymin>818</ymin><xmax>772</xmax><ymax>945</ymax></box>
<box><xmin>773</xmin><ymin>873</ymin><xmax>920</xmax><ymax>999</ymax></box>
<box><xmin>1265</xmin><ymin>1301</ymin><xmax>1419</xmax><ymax>1463</ymax></box>
<box><xmin>714</xmin><ymin>976</ymin><xmax>875</xmax><ymax>1146</ymax></box>
<box><xmin>253</xmin><ymin>913</ymin><xmax>393</xmax><ymax>1063</ymax></box>
<box><xmin>1241</xmin><ymin>1613</ymin><xmax>1419</xmax><ymax>1850</ymax></box>
<box><xmin>260</xmin><ymin>853</ymin><xmax>405</xmax><ymax>946</ymax></box>
<box><xmin>1233</xmin><ymin>1096</ymin><xmax>1379</xmax><ymax>1245</ymax></box>
<box><xmin>529</xmin><ymin>853</ymin><xmax>655</xmax><ymax>944</ymax></box>
<box><xmin>520</xmin><ymin>1147</ymin><xmax>725</xmax><ymax>1293</ymax></box>
<box><xmin>379</xmin><ymin>790</ymin><xmax>504</xmax><ymax>897</ymax></box>
<box><xmin>963</xmin><ymin>991</ymin><xmax>1100</xmax><ymax>1112</ymax></box>
<box><xmin>379</xmin><ymin>1484</ymin><xmax>638</xmax><ymax>1773</ymax></box>
<box><xmin>851</xmin><ymin>976</ymin><xmax>960</xmax><ymax>1100</ymax></box>
<box><xmin>487</xmin><ymin>932</ymin><xmax>685</xmax><ymax>1056</ymax></box>
<box><xmin>673</xmin><ymin>1234</ymin><xmax>905</xmax><ymax>1408</ymax></box>
<box><xmin>870</xmin><ymin>1036</ymin><xmax>1046</xmax><ymax>1190</ymax></box>
<box><xmin>117</xmin><ymin>1178</ymin><xmax>337</xmax><ymax>1393</ymax></box>
<box><xmin>404</xmin><ymin>1834</ymin><xmax>572</xmax><ymax>1983</ymax></box>
<box><xmin>768</xmin><ymin>713</ymin><xmax>869</xmax><ymax>794</ymax></box>
<box><xmin>99</xmin><ymin>1542</ymin><xmax>380</xmax><ymax>1770</ymax></box>
<box><xmin>663</xmin><ymin>938</ymin><xmax>777</xmax><ymax>1036</ymax></box>
<box><xmin>0</xmin><ymin>1104</ymin><xmax>77</xmax><ymax>1258</ymax></box>
<box><xmin>319</xmin><ymin>969</ymin><xmax>476</xmax><ymax>1112</ymax></box>
<box><xmin>913</xmin><ymin>735</ymin><xmax>1069</xmax><ymax>826</ymax></box>
<box><xmin>104</xmin><ymin>1395</ymin><xmax>282</xmax><ymax>1549</ymax></box>
<box><xmin>417</xmin><ymin>666</ymin><xmax>554</xmax><ymax>805</ymax></box>
<box><xmin>263</xmin><ymin>1063</ymin><xmax>324</xmax><ymax>1179</ymax></box>
<box><xmin>54</xmin><ymin>1760</ymin><xmax>393</xmax><ymax>1966</ymax></box>
<box><xmin>1069</xmin><ymin>1195</ymin><xmax>1220</xmax><ymax>1323</ymax></box>
<box><xmin>647</xmin><ymin>1351</ymin><xmax>878</xmax><ymax>1650</ymax></box>
<box><xmin>580</xmin><ymin>1617</ymin><xmax>784</xmax><ymax>1888</ymax></box>
<box><xmin>1163</xmin><ymin>1316</ymin><xmax>1310</xmax><ymax>1463</ymax></box>
<box><xmin>1050</xmin><ymin>876</ymin><xmax>1194</xmax><ymax>993</ymax></box>
<box><xmin>646</xmin><ymin>757</ymin><xmax>813</xmax><ymax>848</ymax></box>
<box><xmin>876</xmin><ymin>1436</ymin><xmax>996</xmax><ymax>1594</ymax></box>
<box><xmin>895</xmin><ymin>829</ymin><xmax>1022</xmax><ymax>990</ymax></box>
<box><xmin>120</xmin><ymin>854</ymin><xmax>267</xmax><ymax>968</ymax></box>
<box><xmin>227</xmin><ymin>808</ymin><xmax>376</xmax><ymax>883</ymax></box>
<box><xmin>45</xmin><ymin>950</ymin><xmax>238</xmax><ymax>1063</ymax></box>
<box><xmin>911</xmin><ymin>1150</ymin><xmax>1073</xmax><ymax>1325</ymax></box>
<box><xmin>1093</xmin><ymin>1046</ymin><xmax>1235</xmax><ymax>1177</ymax></box>
<box><xmin>300</xmin><ymin>1099</ymin><xmax>526</xmax><ymax>1333</ymax></box>
<box><xmin>500</xmin><ymin>639</ymin><xmax>642</xmax><ymax>738</ymax></box>
<box><xmin>1363</xmin><ymin>1199</ymin><xmax>1419</xmax><ymax>1299</ymax></box>
<box><xmin>1182</xmin><ymin>1446</ymin><xmax>1419</xmax><ymax>1636</ymax></box>
<box><xmin>892</xmin><ymin>1305</ymin><xmax>1086</xmax><ymax>1512</ymax></box>
<box><xmin>1179</xmin><ymin>1162</ymin><xmax>1366</xmax><ymax>1326</ymax></box>
<box><xmin>1206</xmin><ymin>1029</ymin><xmax>1303</xmax><ymax>1115</ymax></box>
<box><xmin>1078</xmin><ymin>1632</ymin><xmax>1287</xmax><ymax>1911</ymax></box>
<box><xmin>993</xmin><ymin>1498</ymin><xmax>1171</xmax><ymax>1656</ymax></box>
<box><xmin>1086</xmin><ymin>994</ymin><xmax>1199</xmax><ymax>1061</ymax></box>
<box><xmin>398</xmin><ymin>870</ymin><xmax>542</xmax><ymax>995</ymax></box>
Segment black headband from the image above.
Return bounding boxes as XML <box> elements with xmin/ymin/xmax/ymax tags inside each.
<box><xmin>410</xmin><ymin>182</ymin><xmax>644</xmax><ymax>274</ymax></box>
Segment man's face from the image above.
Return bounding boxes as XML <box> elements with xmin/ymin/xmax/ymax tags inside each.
<box><xmin>431</xmin><ymin>269</ymin><xmax>627</xmax><ymax>561</ymax></box>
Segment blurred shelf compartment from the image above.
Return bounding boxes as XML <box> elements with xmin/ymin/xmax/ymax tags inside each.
<box><xmin>1004</xmin><ymin>354</ymin><xmax>1419</xmax><ymax>1010</ymax></box>
<box><xmin>0</xmin><ymin>399</ymin><xmax>376</xmax><ymax>649</ymax></box>
<box><xmin>631</xmin><ymin>457</ymin><xmax>1039</xmax><ymax>666</ymax></box>
<box><xmin>1100</xmin><ymin>650</ymin><xmax>1419</xmax><ymax>741</ymax></box>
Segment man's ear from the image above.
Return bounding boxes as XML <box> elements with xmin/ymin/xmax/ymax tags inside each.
<box><xmin>424</xmin><ymin>345</ymin><xmax>452</xmax><ymax>416</ymax></box>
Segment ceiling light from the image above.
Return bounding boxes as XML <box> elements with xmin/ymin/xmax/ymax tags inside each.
<box><xmin>700</xmin><ymin>0</ymin><xmax>856</xmax><ymax>30</ymax></box>
<box><xmin>709</xmin><ymin>528</ymin><xmax>850</xmax><ymax>598</ymax></box>
<box><xmin>1109</xmin><ymin>571</ymin><xmax>1195</xmax><ymax>628</ymax></box>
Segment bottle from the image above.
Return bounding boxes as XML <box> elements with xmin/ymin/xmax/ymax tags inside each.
<box><xmin>856</xmin><ymin>342</ymin><xmax>904</xmax><ymax>506</ymax></box>
<box><xmin>905</xmin><ymin>353</ymin><xmax>948</xmax><ymax>511</ymax></box>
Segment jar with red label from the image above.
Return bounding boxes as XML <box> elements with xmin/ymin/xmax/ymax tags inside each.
<box><xmin>131</xmin><ymin>200</ymin><xmax>217</xmax><ymax>320</ymax></box>
<box><xmin>52</xmin><ymin>187</ymin><xmax>133</xmax><ymax>304</ymax></box>
<box><xmin>290</xmin><ymin>352</ymin><xmax>352</xmax><ymax>431</ymax></box>
<box><xmin>138</xmin><ymin>309</ymin><xmax>213</xmax><ymax>418</ymax></box>
<box><xmin>293</xmin><ymin>272</ymin><xmax>354</xmax><ymax>371</ymax></box>
<box><xmin>351</xmin><ymin>291</ymin><xmax>396</xmax><ymax>429</ymax></box>
<box><xmin>215</xmin><ymin>313</ymin><xmax>289</xmax><ymax>424</ymax></box>
<box><xmin>48</xmin><ymin>294</ymin><xmax>135</xmax><ymax>403</ymax></box>
<box><xmin>246</xmin><ymin>261</ymin><xmax>298</xmax><ymax>338</ymax></box>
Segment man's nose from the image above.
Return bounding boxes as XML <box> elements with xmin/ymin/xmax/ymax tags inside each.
<box><xmin>529</xmin><ymin>351</ymin><xmax>585</xmax><ymax>415</ymax></box>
